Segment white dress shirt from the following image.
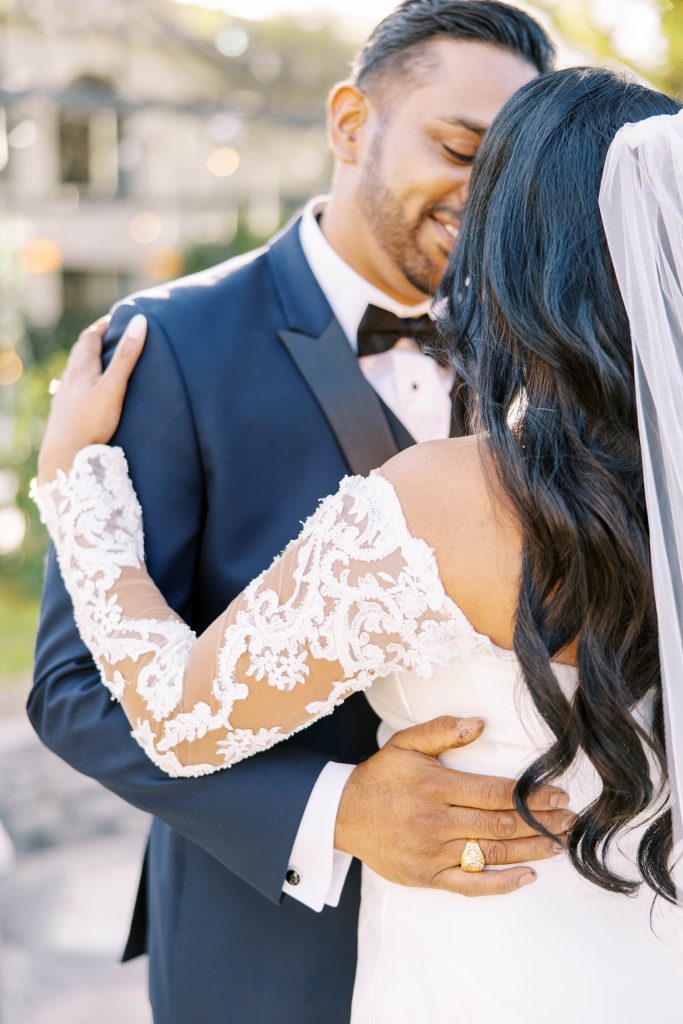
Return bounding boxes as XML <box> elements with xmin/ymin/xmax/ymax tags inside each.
<box><xmin>282</xmin><ymin>197</ymin><xmax>455</xmax><ymax>912</ymax></box>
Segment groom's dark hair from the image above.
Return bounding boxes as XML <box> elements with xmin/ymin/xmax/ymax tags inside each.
<box><xmin>354</xmin><ymin>0</ymin><xmax>556</xmax><ymax>93</ymax></box>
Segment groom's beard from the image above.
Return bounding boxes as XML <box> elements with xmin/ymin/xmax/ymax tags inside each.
<box><xmin>357</xmin><ymin>138</ymin><xmax>463</xmax><ymax>297</ymax></box>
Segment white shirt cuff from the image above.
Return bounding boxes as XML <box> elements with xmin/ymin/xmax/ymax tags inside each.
<box><xmin>282</xmin><ymin>761</ymin><xmax>356</xmax><ymax>912</ymax></box>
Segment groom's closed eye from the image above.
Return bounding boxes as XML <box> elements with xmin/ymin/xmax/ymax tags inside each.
<box><xmin>429</xmin><ymin>116</ymin><xmax>486</xmax><ymax>168</ymax></box>
<box><xmin>442</xmin><ymin>145</ymin><xmax>477</xmax><ymax>165</ymax></box>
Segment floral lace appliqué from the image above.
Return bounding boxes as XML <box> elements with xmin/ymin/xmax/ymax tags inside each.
<box><xmin>31</xmin><ymin>446</ymin><xmax>487</xmax><ymax>778</ymax></box>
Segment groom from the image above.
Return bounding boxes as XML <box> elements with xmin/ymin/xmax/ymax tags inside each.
<box><xmin>29</xmin><ymin>3</ymin><xmax>567</xmax><ymax>1022</ymax></box>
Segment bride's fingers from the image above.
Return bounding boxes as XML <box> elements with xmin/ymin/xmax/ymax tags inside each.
<box><xmin>432</xmin><ymin>865</ymin><xmax>537</xmax><ymax>898</ymax></box>
<box><xmin>63</xmin><ymin>323</ymin><xmax>106</xmax><ymax>384</ymax></box>
<box><xmin>97</xmin><ymin>314</ymin><xmax>147</xmax><ymax>399</ymax></box>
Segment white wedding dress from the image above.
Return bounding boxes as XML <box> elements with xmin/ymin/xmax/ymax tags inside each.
<box><xmin>355</xmin><ymin>666</ymin><xmax>683</xmax><ymax>1022</ymax></box>
<box><xmin>31</xmin><ymin>446</ymin><xmax>682</xmax><ymax>1023</ymax></box>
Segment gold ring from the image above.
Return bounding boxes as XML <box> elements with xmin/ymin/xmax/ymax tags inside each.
<box><xmin>460</xmin><ymin>838</ymin><xmax>486</xmax><ymax>873</ymax></box>
<box><xmin>48</xmin><ymin>378</ymin><xmax>62</xmax><ymax>396</ymax></box>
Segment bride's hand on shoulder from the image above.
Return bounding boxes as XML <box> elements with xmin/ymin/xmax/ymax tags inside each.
<box><xmin>37</xmin><ymin>313</ymin><xmax>147</xmax><ymax>484</ymax></box>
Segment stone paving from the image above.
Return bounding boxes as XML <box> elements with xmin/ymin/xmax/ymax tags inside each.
<box><xmin>0</xmin><ymin>699</ymin><xmax>153</xmax><ymax>1024</ymax></box>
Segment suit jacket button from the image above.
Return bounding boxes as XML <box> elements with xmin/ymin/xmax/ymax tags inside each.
<box><xmin>286</xmin><ymin>869</ymin><xmax>300</xmax><ymax>886</ymax></box>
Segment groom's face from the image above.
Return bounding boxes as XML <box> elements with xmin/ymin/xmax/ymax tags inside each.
<box><xmin>355</xmin><ymin>38</ymin><xmax>538</xmax><ymax>298</ymax></box>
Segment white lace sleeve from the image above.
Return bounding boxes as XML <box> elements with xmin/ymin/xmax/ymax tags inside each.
<box><xmin>30</xmin><ymin>445</ymin><xmax>472</xmax><ymax>778</ymax></box>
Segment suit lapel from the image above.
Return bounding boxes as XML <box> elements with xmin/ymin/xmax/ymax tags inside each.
<box><xmin>267</xmin><ymin>218</ymin><xmax>472</xmax><ymax>463</ymax></box>
<box><xmin>268</xmin><ymin>218</ymin><xmax>416</xmax><ymax>475</ymax></box>
<box><xmin>279</xmin><ymin>321</ymin><xmax>404</xmax><ymax>476</ymax></box>
<box><xmin>376</xmin><ymin>394</ymin><xmax>417</xmax><ymax>451</ymax></box>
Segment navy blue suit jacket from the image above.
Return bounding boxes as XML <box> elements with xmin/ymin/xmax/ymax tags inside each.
<box><xmin>28</xmin><ymin>219</ymin><xmax>421</xmax><ymax>1023</ymax></box>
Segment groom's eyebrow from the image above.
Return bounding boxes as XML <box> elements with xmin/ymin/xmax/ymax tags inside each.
<box><xmin>437</xmin><ymin>116</ymin><xmax>488</xmax><ymax>136</ymax></box>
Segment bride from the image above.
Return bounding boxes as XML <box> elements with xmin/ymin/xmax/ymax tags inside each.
<box><xmin>32</xmin><ymin>67</ymin><xmax>682</xmax><ymax>1021</ymax></box>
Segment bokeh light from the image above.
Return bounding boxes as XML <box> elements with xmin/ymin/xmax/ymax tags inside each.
<box><xmin>20</xmin><ymin>238</ymin><xmax>63</xmax><ymax>275</ymax></box>
<box><xmin>0</xmin><ymin>506</ymin><xmax>26</xmax><ymax>556</ymax></box>
<box><xmin>8</xmin><ymin>120</ymin><xmax>37</xmax><ymax>149</ymax></box>
<box><xmin>215</xmin><ymin>27</ymin><xmax>250</xmax><ymax>56</ymax></box>
<box><xmin>129</xmin><ymin>211</ymin><xmax>163</xmax><ymax>244</ymax></box>
<box><xmin>207</xmin><ymin>112</ymin><xmax>243</xmax><ymax>143</ymax></box>
<box><xmin>143</xmin><ymin>248</ymin><xmax>185</xmax><ymax>280</ymax></box>
<box><xmin>0</xmin><ymin>352</ymin><xmax>24</xmax><ymax>386</ymax></box>
<box><xmin>0</xmin><ymin>470</ymin><xmax>19</xmax><ymax>504</ymax></box>
<box><xmin>207</xmin><ymin>147</ymin><xmax>241</xmax><ymax>177</ymax></box>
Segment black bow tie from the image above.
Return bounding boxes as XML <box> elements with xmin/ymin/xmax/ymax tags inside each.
<box><xmin>357</xmin><ymin>304</ymin><xmax>438</xmax><ymax>358</ymax></box>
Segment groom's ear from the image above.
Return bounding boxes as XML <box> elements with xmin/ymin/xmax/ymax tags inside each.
<box><xmin>326</xmin><ymin>82</ymin><xmax>373</xmax><ymax>165</ymax></box>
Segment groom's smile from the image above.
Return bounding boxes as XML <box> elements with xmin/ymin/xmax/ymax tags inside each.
<box><xmin>427</xmin><ymin>203</ymin><xmax>463</xmax><ymax>254</ymax></box>
<box><xmin>322</xmin><ymin>38</ymin><xmax>540</xmax><ymax>304</ymax></box>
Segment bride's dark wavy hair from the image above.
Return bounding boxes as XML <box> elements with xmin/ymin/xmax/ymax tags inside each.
<box><xmin>436</xmin><ymin>67</ymin><xmax>681</xmax><ymax>902</ymax></box>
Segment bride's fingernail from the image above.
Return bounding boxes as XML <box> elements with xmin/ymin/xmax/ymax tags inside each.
<box><xmin>127</xmin><ymin>314</ymin><xmax>147</xmax><ymax>341</ymax></box>
<box><xmin>518</xmin><ymin>871</ymin><xmax>536</xmax><ymax>888</ymax></box>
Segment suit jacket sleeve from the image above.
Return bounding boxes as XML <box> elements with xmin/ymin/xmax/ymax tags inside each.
<box><xmin>27</xmin><ymin>301</ymin><xmax>330</xmax><ymax>905</ymax></box>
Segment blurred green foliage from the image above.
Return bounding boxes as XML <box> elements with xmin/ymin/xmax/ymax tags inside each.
<box><xmin>537</xmin><ymin>0</ymin><xmax>683</xmax><ymax>98</ymax></box>
<box><xmin>662</xmin><ymin>2</ymin><xmax>683</xmax><ymax>97</ymax></box>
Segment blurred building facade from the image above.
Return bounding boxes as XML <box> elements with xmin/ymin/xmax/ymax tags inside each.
<box><xmin>0</xmin><ymin>0</ymin><xmax>341</xmax><ymax>333</ymax></box>
<box><xmin>0</xmin><ymin>0</ymin><xmax>355</xmax><ymax>596</ymax></box>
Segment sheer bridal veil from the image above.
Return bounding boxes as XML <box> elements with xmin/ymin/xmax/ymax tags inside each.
<box><xmin>599</xmin><ymin>109</ymin><xmax>683</xmax><ymax>902</ymax></box>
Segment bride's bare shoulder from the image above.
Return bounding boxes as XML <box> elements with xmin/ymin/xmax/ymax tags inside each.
<box><xmin>380</xmin><ymin>437</ymin><xmax>522</xmax><ymax>644</ymax></box>
<box><xmin>380</xmin><ymin>435</ymin><xmax>513</xmax><ymax>532</ymax></box>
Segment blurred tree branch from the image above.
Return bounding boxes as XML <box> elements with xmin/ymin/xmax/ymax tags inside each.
<box><xmin>534</xmin><ymin>0</ymin><xmax>682</xmax><ymax>97</ymax></box>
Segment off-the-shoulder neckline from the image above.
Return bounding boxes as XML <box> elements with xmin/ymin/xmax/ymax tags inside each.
<box><xmin>363</xmin><ymin>470</ymin><xmax>578</xmax><ymax>675</ymax></box>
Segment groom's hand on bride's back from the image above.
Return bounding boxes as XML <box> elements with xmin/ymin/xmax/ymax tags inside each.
<box><xmin>334</xmin><ymin>716</ymin><xmax>574</xmax><ymax>897</ymax></box>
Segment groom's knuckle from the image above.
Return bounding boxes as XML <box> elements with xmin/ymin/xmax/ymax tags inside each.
<box><xmin>476</xmin><ymin>778</ymin><xmax>501</xmax><ymax>808</ymax></box>
<box><xmin>420</xmin><ymin>776</ymin><xmax>445</xmax><ymax>805</ymax></box>
<box><xmin>493</xmin><ymin>811</ymin><xmax>518</xmax><ymax>838</ymax></box>
<box><xmin>482</xmin><ymin>778</ymin><xmax>511</xmax><ymax>808</ymax></box>
<box><xmin>487</xmin><ymin>841</ymin><xmax>509</xmax><ymax>866</ymax></box>
<box><xmin>429</xmin><ymin>716</ymin><xmax>456</xmax><ymax>744</ymax></box>
<box><xmin>433</xmin><ymin>715</ymin><xmax>456</xmax><ymax>736</ymax></box>
<box><xmin>458</xmin><ymin>808</ymin><xmax>483</xmax><ymax>836</ymax></box>
<box><xmin>416</xmin><ymin>773</ymin><xmax>435</xmax><ymax>797</ymax></box>
<box><xmin>420</xmin><ymin>809</ymin><xmax>445</xmax><ymax>836</ymax></box>
<box><xmin>434</xmin><ymin>810</ymin><xmax>454</xmax><ymax>835</ymax></box>
<box><xmin>419</xmin><ymin>841</ymin><xmax>441</xmax><ymax>862</ymax></box>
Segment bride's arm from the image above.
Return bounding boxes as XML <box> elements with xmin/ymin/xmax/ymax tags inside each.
<box><xmin>32</xmin><ymin>443</ymin><xmax>460</xmax><ymax>777</ymax></box>
<box><xmin>32</xmin><ymin>324</ymin><xmax>461</xmax><ymax>778</ymax></box>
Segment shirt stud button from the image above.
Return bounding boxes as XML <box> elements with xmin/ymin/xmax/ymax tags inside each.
<box><xmin>286</xmin><ymin>869</ymin><xmax>301</xmax><ymax>886</ymax></box>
